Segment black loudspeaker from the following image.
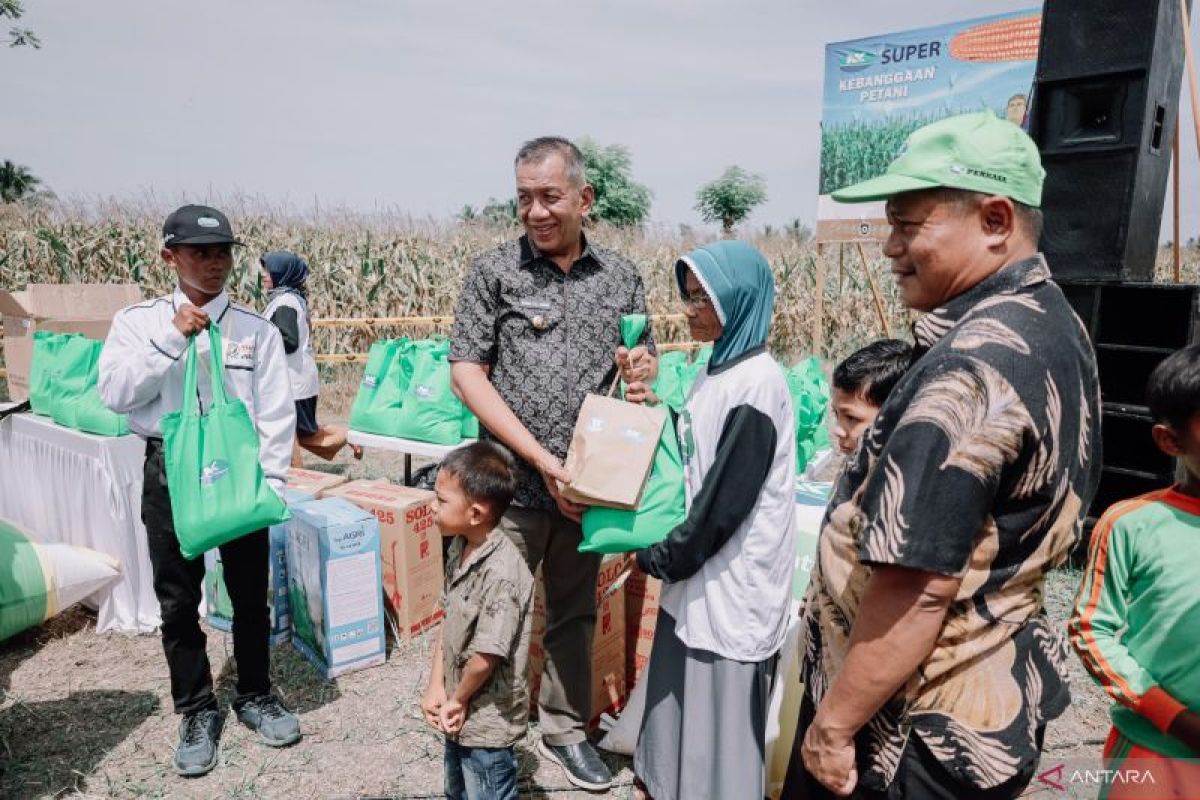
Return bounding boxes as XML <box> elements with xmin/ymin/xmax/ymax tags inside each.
<box><xmin>1060</xmin><ymin>281</ymin><xmax>1200</xmax><ymax>525</ymax></box>
<box><xmin>1031</xmin><ymin>0</ymin><xmax>1191</xmax><ymax>282</ymax></box>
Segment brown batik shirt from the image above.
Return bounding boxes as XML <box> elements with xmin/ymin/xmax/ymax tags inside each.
<box><xmin>450</xmin><ymin>234</ymin><xmax>654</xmax><ymax>510</ymax></box>
<box><xmin>800</xmin><ymin>255</ymin><xmax>1102</xmax><ymax>791</ymax></box>
<box><xmin>441</xmin><ymin>530</ymin><xmax>535</xmax><ymax>748</ymax></box>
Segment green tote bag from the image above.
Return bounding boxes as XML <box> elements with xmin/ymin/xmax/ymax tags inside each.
<box><xmin>782</xmin><ymin>357</ymin><xmax>831</xmax><ymax>472</ymax></box>
<box><xmin>580</xmin><ymin>413</ymin><xmax>686</xmax><ymax>554</ymax></box>
<box><xmin>161</xmin><ymin>325</ymin><xmax>289</xmax><ymax>560</ymax></box>
<box><xmin>348</xmin><ymin>337</ymin><xmax>408</xmax><ymax>435</ymax></box>
<box><xmin>29</xmin><ymin>331</ymin><xmax>69</xmax><ymax>417</ymax></box>
<box><xmin>393</xmin><ymin>339</ymin><xmax>467</xmax><ymax>445</ymax></box>
<box><xmin>74</xmin><ymin>385</ymin><xmax>130</xmax><ymax>437</ymax></box>
<box><xmin>578</xmin><ymin>313</ymin><xmax>686</xmax><ymax>553</ymax></box>
<box><xmin>48</xmin><ymin>335</ymin><xmax>102</xmax><ymax>429</ymax></box>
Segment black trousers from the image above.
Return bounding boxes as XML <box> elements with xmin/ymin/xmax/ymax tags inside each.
<box><xmin>142</xmin><ymin>438</ymin><xmax>271</xmax><ymax>715</ymax></box>
<box><xmin>782</xmin><ymin>694</ymin><xmax>1042</xmax><ymax>800</ymax></box>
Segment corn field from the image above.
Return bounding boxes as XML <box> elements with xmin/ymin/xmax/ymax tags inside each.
<box><xmin>820</xmin><ymin>118</ymin><xmax>928</xmax><ymax>195</ymax></box>
<box><xmin>3</xmin><ymin>199</ymin><xmax>1198</xmax><ymax>400</ymax></box>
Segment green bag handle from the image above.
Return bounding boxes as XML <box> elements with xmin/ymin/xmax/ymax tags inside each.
<box><xmin>180</xmin><ymin>324</ymin><xmax>231</xmax><ymax>418</ymax></box>
<box><xmin>606</xmin><ymin>313</ymin><xmax>649</xmax><ymax>398</ymax></box>
<box><xmin>620</xmin><ymin>314</ymin><xmax>647</xmax><ymax>350</ymax></box>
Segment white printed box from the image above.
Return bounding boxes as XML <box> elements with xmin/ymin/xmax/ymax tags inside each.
<box><xmin>286</xmin><ymin>497</ymin><xmax>386</xmax><ymax>678</ymax></box>
<box><xmin>203</xmin><ymin>487</ymin><xmax>317</xmax><ymax>645</ymax></box>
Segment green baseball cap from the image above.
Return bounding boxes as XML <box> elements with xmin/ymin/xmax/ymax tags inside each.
<box><xmin>831</xmin><ymin>111</ymin><xmax>1045</xmax><ymax>207</ymax></box>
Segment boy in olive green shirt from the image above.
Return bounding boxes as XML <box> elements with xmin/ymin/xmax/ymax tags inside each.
<box><xmin>422</xmin><ymin>442</ymin><xmax>533</xmax><ymax>800</ymax></box>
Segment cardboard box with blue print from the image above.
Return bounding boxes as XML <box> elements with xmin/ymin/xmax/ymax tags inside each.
<box><xmin>286</xmin><ymin>497</ymin><xmax>386</xmax><ymax>679</ymax></box>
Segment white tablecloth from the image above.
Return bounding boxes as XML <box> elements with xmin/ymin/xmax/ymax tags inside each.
<box><xmin>0</xmin><ymin>411</ymin><xmax>160</xmax><ymax>633</ymax></box>
<box><xmin>346</xmin><ymin>430</ymin><xmax>472</xmax><ymax>459</ymax></box>
<box><xmin>347</xmin><ymin>430</ymin><xmax>475</xmax><ymax>485</ymax></box>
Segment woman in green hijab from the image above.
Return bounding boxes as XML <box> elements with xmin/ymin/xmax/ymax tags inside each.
<box><xmin>630</xmin><ymin>240</ymin><xmax>797</xmax><ymax>800</ymax></box>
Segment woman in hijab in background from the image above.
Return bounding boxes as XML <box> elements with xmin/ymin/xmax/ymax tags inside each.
<box><xmin>628</xmin><ymin>240</ymin><xmax>797</xmax><ymax>800</ymax></box>
<box><xmin>261</xmin><ymin>250</ymin><xmax>360</xmax><ymax>463</ymax></box>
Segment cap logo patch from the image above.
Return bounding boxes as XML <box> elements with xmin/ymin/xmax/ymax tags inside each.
<box><xmin>948</xmin><ymin>163</ymin><xmax>967</xmax><ymax>175</ymax></box>
<box><xmin>197</xmin><ymin>216</ymin><xmax>221</xmax><ymax>228</ymax></box>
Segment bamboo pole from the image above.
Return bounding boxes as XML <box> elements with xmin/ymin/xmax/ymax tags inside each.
<box><xmin>854</xmin><ymin>242</ymin><xmax>892</xmax><ymax>337</ymax></box>
<box><xmin>837</xmin><ymin>243</ymin><xmax>846</xmax><ymax>296</ymax></box>
<box><xmin>311</xmin><ymin>312</ymin><xmax>689</xmax><ymax>329</ymax></box>
<box><xmin>315</xmin><ymin>341</ymin><xmax>702</xmax><ymax>365</ymax></box>
<box><xmin>812</xmin><ymin>249</ymin><xmax>827</xmax><ymax>358</ymax></box>
<box><xmin>1182</xmin><ymin>0</ymin><xmax>1200</xmax><ymax>162</ymax></box>
<box><xmin>1174</xmin><ymin>116</ymin><xmax>1182</xmax><ymax>282</ymax></box>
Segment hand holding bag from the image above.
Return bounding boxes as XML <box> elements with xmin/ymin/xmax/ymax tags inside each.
<box><xmin>161</xmin><ymin>324</ymin><xmax>289</xmax><ymax>559</ymax></box>
<box><xmin>562</xmin><ymin>315</ymin><xmax>666</xmax><ymax>510</ymax></box>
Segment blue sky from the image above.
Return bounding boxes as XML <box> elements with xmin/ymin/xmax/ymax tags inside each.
<box><xmin>4</xmin><ymin>0</ymin><xmax>1198</xmax><ymax>236</ymax></box>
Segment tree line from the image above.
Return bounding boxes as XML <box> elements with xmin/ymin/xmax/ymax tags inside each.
<box><xmin>5</xmin><ymin>138</ymin><xmax>776</xmax><ymax>233</ymax></box>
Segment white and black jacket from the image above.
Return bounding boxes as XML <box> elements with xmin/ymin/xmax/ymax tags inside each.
<box><xmin>637</xmin><ymin>347</ymin><xmax>797</xmax><ymax>662</ymax></box>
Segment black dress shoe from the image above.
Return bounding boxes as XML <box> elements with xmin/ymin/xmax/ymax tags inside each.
<box><xmin>537</xmin><ymin>738</ymin><xmax>614</xmax><ymax>791</ymax></box>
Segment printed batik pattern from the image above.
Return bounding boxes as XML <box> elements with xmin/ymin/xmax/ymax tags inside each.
<box><xmin>799</xmin><ymin>256</ymin><xmax>1102</xmax><ymax>792</ymax></box>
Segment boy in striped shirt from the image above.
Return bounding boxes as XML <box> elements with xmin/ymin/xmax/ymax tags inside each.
<box><xmin>1069</xmin><ymin>345</ymin><xmax>1200</xmax><ymax>797</ymax></box>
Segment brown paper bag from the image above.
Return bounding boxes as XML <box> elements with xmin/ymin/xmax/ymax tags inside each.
<box><xmin>562</xmin><ymin>394</ymin><xmax>667</xmax><ymax>510</ymax></box>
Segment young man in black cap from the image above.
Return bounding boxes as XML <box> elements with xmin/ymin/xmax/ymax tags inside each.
<box><xmin>98</xmin><ymin>204</ymin><xmax>301</xmax><ymax>777</ymax></box>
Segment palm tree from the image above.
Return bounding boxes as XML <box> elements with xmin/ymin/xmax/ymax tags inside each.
<box><xmin>0</xmin><ymin>160</ymin><xmax>43</xmax><ymax>203</ymax></box>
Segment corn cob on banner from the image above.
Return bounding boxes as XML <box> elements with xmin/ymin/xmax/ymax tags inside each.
<box><xmin>0</xmin><ymin>518</ymin><xmax>121</xmax><ymax>642</ymax></box>
<box><xmin>817</xmin><ymin>8</ymin><xmax>1042</xmax><ymax>243</ymax></box>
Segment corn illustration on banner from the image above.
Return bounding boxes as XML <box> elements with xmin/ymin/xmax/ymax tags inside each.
<box><xmin>817</xmin><ymin>8</ymin><xmax>1042</xmax><ymax>243</ymax></box>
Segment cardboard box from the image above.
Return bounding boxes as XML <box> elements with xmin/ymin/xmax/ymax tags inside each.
<box><xmin>529</xmin><ymin>555</ymin><xmax>627</xmax><ymax>727</ymax></box>
<box><xmin>204</xmin><ymin>487</ymin><xmax>316</xmax><ymax>644</ymax></box>
<box><xmin>286</xmin><ymin>497</ymin><xmax>386</xmax><ymax>678</ymax></box>
<box><xmin>286</xmin><ymin>467</ymin><xmax>349</xmax><ymax>498</ymax></box>
<box><xmin>624</xmin><ymin>563</ymin><xmax>661</xmax><ymax>688</ymax></box>
<box><xmin>0</xmin><ymin>284</ymin><xmax>141</xmax><ymax>401</ymax></box>
<box><xmin>323</xmin><ymin>480</ymin><xmax>443</xmax><ymax>637</ymax></box>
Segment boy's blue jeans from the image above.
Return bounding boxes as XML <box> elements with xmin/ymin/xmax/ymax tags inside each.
<box><xmin>444</xmin><ymin>739</ymin><xmax>518</xmax><ymax>800</ymax></box>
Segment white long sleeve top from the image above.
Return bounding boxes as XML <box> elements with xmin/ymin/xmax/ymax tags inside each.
<box><xmin>97</xmin><ymin>287</ymin><xmax>295</xmax><ymax>492</ymax></box>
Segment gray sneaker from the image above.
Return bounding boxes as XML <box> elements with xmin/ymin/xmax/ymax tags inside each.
<box><xmin>174</xmin><ymin>708</ymin><xmax>222</xmax><ymax>777</ymax></box>
<box><xmin>235</xmin><ymin>694</ymin><xmax>301</xmax><ymax>747</ymax></box>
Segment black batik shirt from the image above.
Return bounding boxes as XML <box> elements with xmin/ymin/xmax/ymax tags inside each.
<box><xmin>450</xmin><ymin>235</ymin><xmax>654</xmax><ymax>510</ymax></box>
<box><xmin>800</xmin><ymin>255</ymin><xmax>1102</xmax><ymax>791</ymax></box>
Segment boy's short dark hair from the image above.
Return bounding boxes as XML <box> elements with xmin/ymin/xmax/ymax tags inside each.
<box><xmin>833</xmin><ymin>339</ymin><xmax>914</xmax><ymax>407</ymax></box>
<box><xmin>440</xmin><ymin>441</ymin><xmax>518</xmax><ymax>521</ymax></box>
<box><xmin>1146</xmin><ymin>344</ymin><xmax>1200</xmax><ymax>430</ymax></box>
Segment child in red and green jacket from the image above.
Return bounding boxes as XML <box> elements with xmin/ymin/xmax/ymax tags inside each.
<box><xmin>1069</xmin><ymin>344</ymin><xmax>1200</xmax><ymax>798</ymax></box>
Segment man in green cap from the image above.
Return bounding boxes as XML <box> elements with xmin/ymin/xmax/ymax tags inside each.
<box><xmin>785</xmin><ymin>112</ymin><xmax>1102</xmax><ymax>799</ymax></box>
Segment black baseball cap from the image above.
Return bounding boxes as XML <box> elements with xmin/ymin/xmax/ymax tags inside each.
<box><xmin>161</xmin><ymin>204</ymin><xmax>244</xmax><ymax>247</ymax></box>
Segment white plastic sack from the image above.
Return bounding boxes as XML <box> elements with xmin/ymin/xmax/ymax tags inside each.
<box><xmin>0</xmin><ymin>517</ymin><xmax>121</xmax><ymax>641</ymax></box>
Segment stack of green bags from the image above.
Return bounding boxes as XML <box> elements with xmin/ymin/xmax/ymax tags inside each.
<box><xmin>28</xmin><ymin>331</ymin><xmax>130</xmax><ymax>437</ymax></box>
<box><xmin>348</xmin><ymin>337</ymin><xmax>479</xmax><ymax>445</ymax></box>
<box><xmin>781</xmin><ymin>357</ymin><xmax>831</xmax><ymax>473</ymax></box>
